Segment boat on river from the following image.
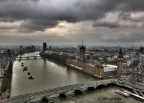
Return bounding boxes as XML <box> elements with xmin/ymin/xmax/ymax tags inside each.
<box><xmin>115</xmin><ymin>90</ymin><xmax>130</xmax><ymax>97</ymax></box>
<box><xmin>23</xmin><ymin>67</ymin><xmax>28</xmax><ymax>71</ymax></box>
<box><xmin>28</xmin><ymin>76</ymin><xmax>34</xmax><ymax>80</ymax></box>
<box><xmin>28</xmin><ymin>72</ymin><xmax>31</xmax><ymax>75</ymax></box>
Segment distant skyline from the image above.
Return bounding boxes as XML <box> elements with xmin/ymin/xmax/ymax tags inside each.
<box><xmin>0</xmin><ymin>0</ymin><xmax>144</xmax><ymax>45</ymax></box>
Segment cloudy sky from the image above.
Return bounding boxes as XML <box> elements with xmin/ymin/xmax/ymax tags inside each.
<box><xmin>0</xmin><ymin>0</ymin><xmax>144</xmax><ymax>46</ymax></box>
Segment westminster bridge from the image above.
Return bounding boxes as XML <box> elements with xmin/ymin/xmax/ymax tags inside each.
<box><xmin>3</xmin><ymin>78</ymin><xmax>144</xmax><ymax>103</ymax></box>
<box><xmin>3</xmin><ymin>79</ymin><xmax>118</xmax><ymax>103</ymax></box>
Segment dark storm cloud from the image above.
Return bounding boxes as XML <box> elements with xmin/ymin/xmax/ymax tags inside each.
<box><xmin>20</xmin><ymin>20</ymin><xmax>58</xmax><ymax>32</ymax></box>
<box><xmin>0</xmin><ymin>0</ymin><xmax>144</xmax><ymax>31</ymax></box>
<box><xmin>124</xmin><ymin>0</ymin><xmax>144</xmax><ymax>11</ymax></box>
<box><xmin>0</xmin><ymin>0</ymin><xmax>79</xmax><ymax>31</ymax></box>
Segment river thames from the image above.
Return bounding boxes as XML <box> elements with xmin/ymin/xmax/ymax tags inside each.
<box><xmin>10</xmin><ymin>52</ymin><xmax>139</xmax><ymax>103</ymax></box>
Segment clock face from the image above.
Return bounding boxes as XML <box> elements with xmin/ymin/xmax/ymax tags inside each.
<box><xmin>118</xmin><ymin>58</ymin><xmax>123</xmax><ymax>60</ymax></box>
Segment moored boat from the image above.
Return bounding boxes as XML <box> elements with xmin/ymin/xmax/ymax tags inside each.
<box><xmin>23</xmin><ymin>67</ymin><xmax>28</xmax><ymax>71</ymax></box>
<box><xmin>115</xmin><ymin>90</ymin><xmax>130</xmax><ymax>97</ymax></box>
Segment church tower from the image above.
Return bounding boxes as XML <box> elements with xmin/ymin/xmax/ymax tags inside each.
<box><xmin>117</xmin><ymin>48</ymin><xmax>123</xmax><ymax>76</ymax></box>
<box><xmin>79</xmin><ymin>42</ymin><xmax>86</xmax><ymax>62</ymax></box>
<box><xmin>99</xmin><ymin>62</ymin><xmax>104</xmax><ymax>78</ymax></box>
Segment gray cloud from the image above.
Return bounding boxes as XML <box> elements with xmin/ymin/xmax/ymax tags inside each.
<box><xmin>0</xmin><ymin>0</ymin><xmax>144</xmax><ymax>31</ymax></box>
<box><xmin>100</xmin><ymin>32</ymin><xmax>144</xmax><ymax>43</ymax></box>
<box><xmin>0</xmin><ymin>0</ymin><xmax>144</xmax><ymax>45</ymax></box>
<box><xmin>20</xmin><ymin>20</ymin><xmax>58</xmax><ymax>32</ymax></box>
<box><xmin>93</xmin><ymin>22</ymin><xmax>120</xmax><ymax>28</ymax></box>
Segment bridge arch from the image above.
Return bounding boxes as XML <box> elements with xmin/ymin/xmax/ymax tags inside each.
<box><xmin>59</xmin><ymin>93</ymin><xmax>66</xmax><ymax>99</ymax></box>
<box><xmin>96</xmin><ymin>84</ymin><xmax>106</xmax><ymax>89</ymax></box>
<box><xmin>41</xmin><ymin>97</ymin><xmax>49</xmax><ymax>103</ymax></box>
<box><xmin>74</xmin><ymin>89</ymin><xmax>83</xmax><ymax>95</ymax></box>
<box><xmin>106</xmin><ymin>83</ymin><xmax>116</xmax><ymax>87</ymax></box>
<box><xmin>86</xmin><ymin>86</ymin><xmax>95</xmax><ymax>92</ymax></box>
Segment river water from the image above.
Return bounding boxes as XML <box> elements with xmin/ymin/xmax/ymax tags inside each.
<box><xmin>10</xmin><ymin>52</ymin><xmax>139</xmax><ymax>103</ymax></box>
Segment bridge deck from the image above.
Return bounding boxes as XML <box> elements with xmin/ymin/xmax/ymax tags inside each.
<box><xmin>16</xmin><ymin>56</ymin><xmax>41</xmax><ymax>58</ymax></box>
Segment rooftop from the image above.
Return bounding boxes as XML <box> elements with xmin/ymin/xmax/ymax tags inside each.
<box><xmin>103</xmin><ymin>64</ymin><xmax>117</xmax><ymax>72</ymax></box>
<box><xmin>129</xmin><ymin>68</ymin><xmax>144</xmax><ymax>76</ymax></box>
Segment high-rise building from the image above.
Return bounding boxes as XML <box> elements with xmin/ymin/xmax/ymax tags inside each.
<box><xmin>49</xmin><ymin>46</ymin><xmax>52</xmax><ymax>50</ymax></box>
<box><xmin>43</xmin><ymin>42</ymin><xmax>47</xmax><ymax>52</ymax></box>
<box><xmin>139</xmin><ymin>46</ymin><xmax>144</xmax><ymax>54</ymax></box>
<box><xmin>7</xmin><ymin>49</ymin><xmax>11</xmax><ymax>57</ymax></box>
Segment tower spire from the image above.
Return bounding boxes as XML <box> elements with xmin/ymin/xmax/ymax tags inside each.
<box><xmin>118</xmin><ymin>48</ymin><xmax>123</xmax><ymax>58</ymax></box>
<box><xmin>79</xmin><ymin>41</ymin><xmax>86</xmax><ymax>62</ymax></box>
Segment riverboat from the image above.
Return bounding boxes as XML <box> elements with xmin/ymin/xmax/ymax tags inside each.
<box><xmin>115</xmin><ymin>90</ymin><xmax>130</xmax><ymax>97</ymax></box>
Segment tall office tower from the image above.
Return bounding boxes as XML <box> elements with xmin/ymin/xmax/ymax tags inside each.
<box><xmin>43</xmin><ymin>42</ymin><xmax>47</xmax><ymax>52</ymax></box>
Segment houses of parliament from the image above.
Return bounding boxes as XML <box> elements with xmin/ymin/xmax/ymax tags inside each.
<box><xmin>66</xmin><ymin>44</ymin><xmax>124</xmax><ymax>78</ymax></box>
